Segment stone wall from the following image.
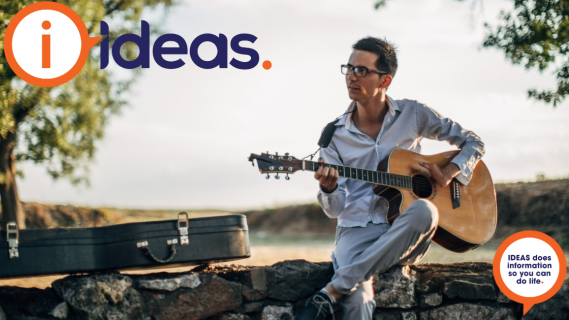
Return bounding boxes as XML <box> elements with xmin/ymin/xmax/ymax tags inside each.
<box><xmin>0</xmin><ymin>261</ymin><xmax>567</xmax><ymax>320</ymax></box>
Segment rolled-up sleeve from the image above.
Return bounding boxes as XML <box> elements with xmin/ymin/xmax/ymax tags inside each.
<box><xmin>316</xmin><ymin>142</ymin><xmax>347</xmax><ymax>219</ymax></box>
<box><xmin>416</xmin><ymin>102</ymin><xmax>485</xmax><ymax>185</ymax></box>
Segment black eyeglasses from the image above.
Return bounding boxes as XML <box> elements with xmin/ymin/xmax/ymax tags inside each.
<box><xmin>341</xmin><ymin>64</ymin><xmax>387</xmax><ymax>77</ymax></box>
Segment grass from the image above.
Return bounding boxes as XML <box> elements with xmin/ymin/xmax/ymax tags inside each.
<box><xmin>249</xmin><ymin>232</ymin><xmax>502</xmax><ymax>264</ymax></box>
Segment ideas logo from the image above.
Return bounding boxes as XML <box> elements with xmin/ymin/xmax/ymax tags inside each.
<box><xmin>4</xmin><ymin>2</ymin><xmax>270</xmax><ymax>88</ymax></box>
<box><xmin>4</xmin><ymin>2</ymin><xmax>101</xmax><ymax>87</ymax></box>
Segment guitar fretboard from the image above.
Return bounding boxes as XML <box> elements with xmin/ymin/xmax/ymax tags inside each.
<box><xmin>303</xmin><ymin>160</ymin><xmax>412</xmax><ymax>190</ymax></box>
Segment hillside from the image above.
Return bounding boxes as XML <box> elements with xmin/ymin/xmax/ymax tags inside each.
<box><xmin>1</xmin><ymin>179</ymin><xmax>567</xmax><ymax>246</ymax></box>
<box><xmin>244</xmin><ymin>179</ymin><xmax>569</xmax><ymax>226</ymax></box>
<box><xmin>241</xmin><ymin>179</ymin><xmax>569</xmax><ymax>247</ymax></box>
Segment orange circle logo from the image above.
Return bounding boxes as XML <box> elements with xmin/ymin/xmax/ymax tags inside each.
<box><xmin>4</xmin><ymin>2</ymin><xmax>101</xmax><ymax>87</ymax></box>
<box><xmin>493</xmin><ymin>231</ymin><xmax>567</xmax><ymax>315</ymax></box>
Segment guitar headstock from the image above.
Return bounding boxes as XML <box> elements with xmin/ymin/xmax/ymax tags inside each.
<box><xmin>248</xmin><ymin>152</ymin><xmax>303</xmax><ymax>179</ymax></box>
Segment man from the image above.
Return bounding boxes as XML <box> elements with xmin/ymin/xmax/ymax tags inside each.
<box><xmin>295</xmin><ymin>37</ymin><xmax>485</xmax><ymax>320</ymax></box>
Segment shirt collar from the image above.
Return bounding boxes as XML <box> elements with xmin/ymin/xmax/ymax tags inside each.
<box><xmin>336</xmin><ymin>96</ymin><xmax>400</xmax><ymax>130</ymax></box>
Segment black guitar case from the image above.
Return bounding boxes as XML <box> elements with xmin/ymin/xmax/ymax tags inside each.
<box><xmin>0</xmin><ymin>213</ymin><xmax>250</xmax><ymax>278</ymax></box>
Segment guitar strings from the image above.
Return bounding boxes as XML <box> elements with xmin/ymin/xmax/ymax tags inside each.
<box><xmin>314</xmin><ymin>163</ymin><xmax>442</xmax><ymax>192</ymax></box>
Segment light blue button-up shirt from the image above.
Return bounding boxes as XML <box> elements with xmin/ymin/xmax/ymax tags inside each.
<box><xmin>317</xmin><ymin>96</ymin><xmax>485</xmax><ymax>227</ymax></box>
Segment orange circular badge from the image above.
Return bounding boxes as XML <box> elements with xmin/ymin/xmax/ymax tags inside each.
<box><xmin>493</xmin><ymin>231</ymin><xmax>566</xmax><ymax>315</ymax></box>
<box><xmin>4</xmin><ymin>2</ymin><xmax>101</xmax><ymax>87</ymax></box>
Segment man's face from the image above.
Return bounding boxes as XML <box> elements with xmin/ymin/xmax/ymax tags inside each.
<box><xmin>345</xmin><ymin>50</ymin><xmax>385</xmax><ymax>102</ymax></box>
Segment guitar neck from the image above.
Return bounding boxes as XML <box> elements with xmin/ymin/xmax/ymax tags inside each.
<box><xmin>303</xmin><ymin>160</ymin><xmax>412</xmax><ymax>190</ymax></box>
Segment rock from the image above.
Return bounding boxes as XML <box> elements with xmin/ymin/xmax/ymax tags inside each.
<box><xmin>242</xmin><ymin>285</ymin><xmax>267</xmax><ymax>301</ymax></box>
<box><xmin>197</xmin><ymin>265</ymin><xmax>269</xmax><ymax>301</ymax></box>
<box><xmin>149</xmin><ymin>293</ymin><xmax>165</xmax><ymax>300</ymax></box>
<box><xmin>139</xmin><ymin>273</ymin><xmax>201</xmax><ymax>292</ymax></box>
<box><xmin>373</xmin><ymin>309</ymin><xmax>402</xmax><ymax>320</ymax></box>
<box><xmin>262</xmin><ymin>305</ymin><xmax>293</xmax><ymax>320</ymax></box>
<box><xmin>266</xmin><ymin>260</ymin><xmax>333</xmax><ymax>301</ymax></box>
<box><xmin>1</xmin><ymin>261</ymin><xmax>549</xmax><ymax>319</ymax></box>
<box><xmin>241</xmin><ymin>268</ymin><xmax>268</xmax><ymax>301</ymax></box>
<box><xmin>208</xmin><ymin>313</ymin><xmax>252</xmax><ymax>320</ymax></box>
<box><xmin>420</xmin><ymin>293</ymin><xmax>442</xmax><ymax>307</ymax></box>
<box><xmin>49</xmin><ymin>302</ymin><xmax>68</xmax><ymax>319</ymax></box>
<box><xmin>149</xmin><ymin>274</ymin><xmax>242</xmax><ymax>320</ymax></box>
<box><xmin>0</xmin><ymin>287</ymin><xmax>63</xmax><ymax>319</ymax></box>
<box><xmin>247</xmin><ymin>268</ymin><xmax>268</xmax><ymax>291</ymax></box>
<box><xmin>421</xmin><ymin>303</ymin><xmax>517</xmax><ymax>320</ymax></box>
<box><xmin>497</xmin><ymin>291</ymin><xmax>511</xmax><ymax>303</ymax></box>
<box><xmin>52</xmin><ymin>273</ymin><xmax>145</xmax><ymax>320</ymax></box>
<box><xmin>374</xmin><ymin>265</ymin><xmax>417</xmax><ymax>308</ymax></box>
<box><xmin>443</xmin><ymin>279</ymin><xmax>497</xmax><ymax>300</ymax></box>
<box><xmin>413</xmin><ymin>262</ymin><xmax>494</xmax><ymax>294</ymax></box>
<box><xmin>524</xmin><ymin>278</ymin><xmax>569</xmax><ymax>320</ymax></box>
<box><xmin>242</xmin><ymin>302</ymin><xmax>264</xmax><ymax>313</ymax></box>
<box><xmin>401</xmin><ymin>311</ymin><xmax>417</xmax><ymax>320</ymax></box>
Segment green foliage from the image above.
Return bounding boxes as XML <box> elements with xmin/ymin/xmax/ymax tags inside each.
<box><xmin>373</xmin><ymin>0</ymin><xmax>569</xmax><ymax>107</ymax></box>
<box><xmin>561</xmin><ymin>237</ymin><xmax>569</xmax><ymax>249</ymax></box>
<box><xmin>535</xmin><ymin>171</ymin><xmax>569</xmax><ymax>181</ymax></box>
<box><xmin>373</xmin><ymin>0</ymin><xmax>388</xmax><ymax>10</ymax></box>
<box><xmin>0</xmin><ymin>0</ymin><xmax>176</xmax><ymax>185</ymax></box>
<box><xmin>483</xmin><ymin>0</ymin><xmax>569</xmax><ymax>106</ymax></box>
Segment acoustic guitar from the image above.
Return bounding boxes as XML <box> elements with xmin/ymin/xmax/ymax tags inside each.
<box><xmin>248</xmin><ymin>149</ymin><xmax>497</xmax><ymax>253</ymax></box>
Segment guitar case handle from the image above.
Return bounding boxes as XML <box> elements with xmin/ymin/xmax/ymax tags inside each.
<box><xmin>137</xmin><ymin>239</ymin><xmax>178</xmax><ymax>264</ymax></box>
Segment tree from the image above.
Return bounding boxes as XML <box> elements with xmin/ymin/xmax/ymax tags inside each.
<box><xmin>374</xmin><ymin>0</ymin><xmax>569</xmax><ymax>107</ymax></box>
<box><xmin>483</xmin><ymin>0</ymin><xmax>569</xmax><ymax>107</ymax></box>
<box><xmin>0</xmin><ymin>0</ymin><xmax>175</xmax><ymax>229</ymax></box>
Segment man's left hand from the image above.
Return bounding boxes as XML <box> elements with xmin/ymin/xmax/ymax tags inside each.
<box><xmin>419</xmin><ymin>162</ymin><xmax>461</xmax><ymax>187</ymax></box>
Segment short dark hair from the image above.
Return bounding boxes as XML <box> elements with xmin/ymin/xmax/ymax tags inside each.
<box><xmin>352</xmin><ymin>37</ymin><xmax>398</xmax><ymax>77</ymax></box>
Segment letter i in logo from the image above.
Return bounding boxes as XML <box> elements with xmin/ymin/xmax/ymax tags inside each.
<box><xmin>42</xmin><ymin>20</ymin><xmax>51</xmax><ymax>68</ymax></box>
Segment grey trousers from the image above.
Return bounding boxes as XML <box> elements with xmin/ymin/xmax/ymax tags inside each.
<box><xmin>330</xmin><ymin>199</ymin><xmax>439</xmax><ymax>320</ymax></box>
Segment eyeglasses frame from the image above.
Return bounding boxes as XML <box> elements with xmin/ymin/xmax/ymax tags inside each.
<box><xmin>341</xmin><ymin>64</ymin><xmax>387</xmax><ymax>78</ymax></box>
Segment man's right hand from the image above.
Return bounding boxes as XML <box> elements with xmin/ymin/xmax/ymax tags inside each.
<box><xmin>314</xmin><ymin>157</ymin><xmax>339</xmax><ymax>193</ymax></box>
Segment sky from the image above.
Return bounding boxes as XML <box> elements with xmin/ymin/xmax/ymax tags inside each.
<box><xmin>17</xmin><ymin>0</ymin><xmax>569</xmax><ymax>210</ymax></box>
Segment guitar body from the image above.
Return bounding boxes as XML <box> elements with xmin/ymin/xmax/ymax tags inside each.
<box><xmin>373</xmin><ymin>149</ymin><xmax>497</xmax><ymax>253</ymax></box>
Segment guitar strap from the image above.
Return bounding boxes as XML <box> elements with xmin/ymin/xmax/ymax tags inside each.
<box><xmin>317</xmin><ymin>118</ymin><xmax>340</xmax><ymax>148</ymax></box>
<box><xmin>318</xmin><ymin>102</ymin><xmax>357</xmax><ymax>148</ymax></box>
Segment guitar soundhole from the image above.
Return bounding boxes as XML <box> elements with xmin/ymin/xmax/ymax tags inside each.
<box><xmin>412</xmin><ymin>174</ymin><xmax>433</xmax><ymax>198</ymax></box>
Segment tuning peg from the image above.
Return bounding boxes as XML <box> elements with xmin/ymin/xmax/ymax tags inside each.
<box><xmin>265</xmin><ymin>174</ymin><xmax>270</xmax><ymax>179</ymax></box>
<box><xmin>275</xmin><ymin>152</ymin><xmax>278</xmax><ymax>156</ymax></box>
<box><xmin>275</xmin><ymin>173</ymin><xmax>280</xmax><ymax>180</ymax></box>
<box><xmin>285</xmin><ymin>173</ymin><xmax>290</xmax><ymax>180</ymax></box>
<box><xmin>285</xmin><ymin>152</ymin><xmax>289</xmax><ymax>156</ymax></box>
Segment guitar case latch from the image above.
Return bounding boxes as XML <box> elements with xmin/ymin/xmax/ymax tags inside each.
<box><xmin>178</xmin><ymin>212</ymin><xmax>189</xmax><ymax>245</ymax></box>
<box><xmin>7</xmin><ymin>222</ymin><xmax>19</xmax><ymax>259</ymax></box>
